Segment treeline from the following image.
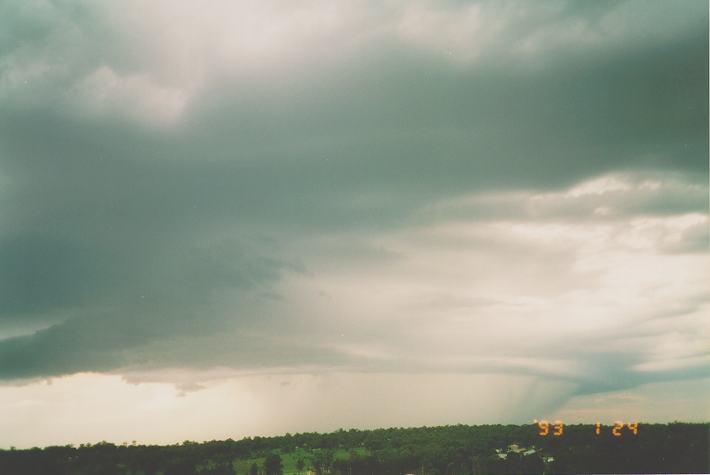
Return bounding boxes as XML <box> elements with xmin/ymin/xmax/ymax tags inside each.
<box><xmin>0</xmin><ymin>423</ymin><xmax>706</xmax><ymax>474</ymax></box>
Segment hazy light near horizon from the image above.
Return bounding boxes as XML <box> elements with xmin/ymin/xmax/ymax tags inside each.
<box><xmin>1</xmin><ymin>372</ymin><xmax>708</xmax><ymax>449</ymax></box>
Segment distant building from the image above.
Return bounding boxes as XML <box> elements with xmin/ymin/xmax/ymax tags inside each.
<box><xmin>495</xmin><ymin>443</ymin><xmax>539</xmax><ymax>459</ymax></box>
<box><xmin>508</xmin><ymin>444</ymin><xmax>526</xmax><ymax>454</ymax></box>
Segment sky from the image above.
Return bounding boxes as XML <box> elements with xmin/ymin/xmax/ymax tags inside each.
<box><xmin>0</xmin><ymin>0</ymin><xmax>708</xmax><ymax>448</ymax></box>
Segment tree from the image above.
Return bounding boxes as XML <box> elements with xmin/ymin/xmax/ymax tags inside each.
<box><xmin>250</xmin><ymin>462</ymin><xmax>259</xmax><ymax>475</ymax></box>
<box><xmin>205</xmin><ymin>463</ymin><xmax>235</xmax><ymax>475</ymax></box>
<box><xmin>297</xmin><ymin>458</ymin><xmax>305</xmax><ymax>472</ymax></box>
<box><xmin>264</xmin><ymin>454</ymin><xmax>283</xmax><ymax>475</ymax></box>
<box><xmin>312</xmin><ymin>450</ymin><xmax>333</xmax><ymax>475</ymax></box>
<box><xmin>165</xmin><ymin>458</ymin><xmax>195</xmax><ymax>475</ymax></box>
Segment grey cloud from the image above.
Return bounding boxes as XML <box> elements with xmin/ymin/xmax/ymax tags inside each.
<box><xmin>0</xmin><ymin>235</ymin><xmax>100</xmax><ymax>319</ymax></box>
<box><xmin>0</xmin><ymin>0</ymin><xmax>707</xmax><ymax>389</ymax></box>
<box><xmin>0</xmin><ymin>312</ymin><xmax>355</xmax><ymax>380</ymax></box>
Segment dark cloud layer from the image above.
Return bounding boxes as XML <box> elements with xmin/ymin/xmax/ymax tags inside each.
<box><xmin>0</xmin><ymin>0</ymin><xmax>707</xmax><ymax>398</ymax></box>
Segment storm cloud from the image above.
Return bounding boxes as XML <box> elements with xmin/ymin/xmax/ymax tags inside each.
<box><xmin>0</xmin><ymin>0</ymin><xmax>707</xmax><ymax>433</ymax></box>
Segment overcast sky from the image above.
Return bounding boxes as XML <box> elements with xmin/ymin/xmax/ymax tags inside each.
<box><xmin>0</xmin><ymin>0</ymin><xmax>708</xmax><ymax>448</ymax></box>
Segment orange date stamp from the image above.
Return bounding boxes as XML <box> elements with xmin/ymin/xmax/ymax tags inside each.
<box><xmin>534</xmin><ymin>420</ymin><xmax>639</xmax><ymax>437</ymax></box>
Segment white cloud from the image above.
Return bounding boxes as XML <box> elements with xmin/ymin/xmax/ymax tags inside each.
<box><xmin>269</xmin><ymin>172</ymin><xmax>709</xmax><ymax>390</ymax></box>
<box><xmin>431</xmin><ymin>172</ymin><xmax>707</xmax><ymax>223</ymax></box>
